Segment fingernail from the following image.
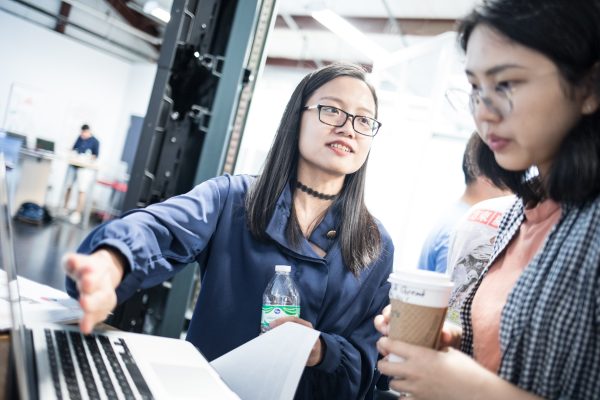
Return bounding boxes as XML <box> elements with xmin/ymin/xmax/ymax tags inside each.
<box><xmin>61</xmin><ymin>254</ymin><xmax>72</xmax><ymax>266</ymax></box>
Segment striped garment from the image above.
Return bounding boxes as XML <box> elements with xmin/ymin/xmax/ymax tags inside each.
<box><xmin>460</xmin><ymin>195</ymin><xmax>600</xmax><ymax>399</ymax></box>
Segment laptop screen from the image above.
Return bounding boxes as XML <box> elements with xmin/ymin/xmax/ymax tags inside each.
<box><xmin>35</xmin><ymin>138</ymin><xmax>55</xmax><ymax>153</ymax></box>
<box><xmin>0</xmin><ymin>153</ymin><xmax>36</xmax><ymax>399</ymax></box>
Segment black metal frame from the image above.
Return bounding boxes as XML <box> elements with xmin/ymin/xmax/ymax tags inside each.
<box><xmin>108</xmin><ymin>0</ymin><xmax>274</xmax><ymax>338</ymax></box>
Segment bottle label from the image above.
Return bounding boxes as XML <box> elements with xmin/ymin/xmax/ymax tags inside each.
<box><xmin>260</xmin><ymin>305</ymin><xmax>300</xmax><ymax>330</ymax></box>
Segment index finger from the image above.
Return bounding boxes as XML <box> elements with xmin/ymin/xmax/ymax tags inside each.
<box><xmin>377</xmin><ymin>336</ymin><xmax>428</xmax><ymax>361</ymax></box>
<box><xmin>381</xmin><ymin>304</ymin><xmax>391</xmax><ymax>320</ymax></box>
<box><xmin>63</xmin><ymin>253</ymin><xmax>91</xmax><ymax>279</ymax></box>
<box><xmin>374</xmin><ymin>313</ymin><xmax>389</xmax><ymax>336</ymax></box>
<box><xmin>374</xmin><ymin>304</ymin><xmax>391</xmax><ymax>335</ymax></box>
<box><xmin>439</xmin><ymin>322</ymin><xmax>462</xmax><ymax>349</ymax></box>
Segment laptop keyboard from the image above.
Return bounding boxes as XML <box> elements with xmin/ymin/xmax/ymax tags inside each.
<box><xmin>44</xmin><ymin>328</ymin><xmax>154</xmax><ymax>400</ymax></box>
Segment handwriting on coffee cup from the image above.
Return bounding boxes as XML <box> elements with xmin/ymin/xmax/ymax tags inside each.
<box><xmin>399</xmin><ymin>286</ymin><xmax>425</xmax><ymax>299</ymax></box>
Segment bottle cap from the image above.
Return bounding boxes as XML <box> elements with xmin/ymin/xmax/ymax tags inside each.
<box><xmin>275</xmin><ymin>265</ymin><xmax>291</xmax><ymax>273</ymax></box>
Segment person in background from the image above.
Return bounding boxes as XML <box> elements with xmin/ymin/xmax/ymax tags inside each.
<box><xmin>63</xmin><ymin>124</ymin><xmax>99</xmax><ymax>224</ymax></box>
<box><xmin>375</xmin><ymin>0</ymin><xmax>600</xmax><ymax>398</ymax></box>
<box><xmin>443</xmin><ymin>133</ymin><xmax>515</xmax><ymax>325</ymax></box>
<box><xmin>445</xmin><ymin>193</ymin><xmax>515</xmax><ymax>325</ymax></box>
<box><xmin>63</xmin><ymin>63</ymin><xmax>394</xmax><ymax>399</ymax></box>
<box><xmin>418</xmin><ymin>132</ymin><xmax>508</xmax><ymax>273</ymax></box>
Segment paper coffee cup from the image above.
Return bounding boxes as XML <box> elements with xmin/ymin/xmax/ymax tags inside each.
<box><xmin>387</xmin><ymin>270</ymin><xmax>454</xmax><ymax>357</ymax></box>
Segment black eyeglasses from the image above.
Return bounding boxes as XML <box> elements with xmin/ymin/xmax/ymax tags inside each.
<box><xmin>303</xmin><ymin>104</ymin><xmax>382</xmax><ymax>137</ymax></box>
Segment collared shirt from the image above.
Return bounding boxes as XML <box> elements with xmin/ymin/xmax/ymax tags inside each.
<box><xmin>67</xmin><ymin>174</ymin><xmax>394</xmax><ymax>400</ymax></box>
<box><xmin>460</xmin><ymin>195</ymin><xmax>600</xmax><ymax>399</ymax></box>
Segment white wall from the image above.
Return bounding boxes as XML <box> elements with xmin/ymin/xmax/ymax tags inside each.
<box><xmin>235</xmin><ymin>66</ymin><xmax>311</xmax><ymax>174</ymax></box>
<box><xmin>0</xmin><ymin>10</ymin><xmax>155</xmax><ymax>206</ymax></box>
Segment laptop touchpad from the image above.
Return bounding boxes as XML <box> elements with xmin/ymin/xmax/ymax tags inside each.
<box><xmin>151</xmin><ymin>363</ymin><xmax>229</xmax><ymax>398</ymax></box>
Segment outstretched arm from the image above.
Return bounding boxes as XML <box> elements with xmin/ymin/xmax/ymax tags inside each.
<box><xmin>64</xmin><ymin>175</ymin><xmax>233</xmax><ymax>333</ymax></box>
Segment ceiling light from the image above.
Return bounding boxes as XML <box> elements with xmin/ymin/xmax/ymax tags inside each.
<box><xmin>311</xmin><ymin>9</ymin><xmax>388</xmax><ymax>63</ymax></box>
<box><xmin>143</xmin><ymin>1</ymin><xmax>171</xmax><ymax>23</ymax></box>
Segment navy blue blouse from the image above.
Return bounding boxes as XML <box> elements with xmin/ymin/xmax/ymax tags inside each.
<box><xmin>66</xmin><ymin>174</ymin><xmax>394</xmax><ymax>399</ymax></box>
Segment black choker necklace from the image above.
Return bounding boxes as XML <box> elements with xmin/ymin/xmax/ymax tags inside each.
<box><xmin>295</xmin><ymin>181</ymin><xmax>338</xmax><ymax>201</ymax></box>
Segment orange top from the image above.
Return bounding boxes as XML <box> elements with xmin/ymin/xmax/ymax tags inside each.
<box><xmin>471</xmin><ymin>199</ymin><xmax>561</xmax><ymax>372</ymax></box>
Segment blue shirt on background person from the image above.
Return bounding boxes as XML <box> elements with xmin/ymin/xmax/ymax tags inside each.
<box><xmin>66</xmin><ymin>174</ymin><xmax>394</xmax><ymax>399</ymax></box>
<box><xmin>418</xmin><ymin>201</ymin><xmax>470</xmax><ymax>273</ymax></box>
<box><xmin>72</xmin><ymin>134</ymin><xmax>99</xmax><ymax>157</ymax></box>
<box><xmin>417</xmin><ymin>133</ymin><xmax>510</xmax><ymax>274</ymax></box>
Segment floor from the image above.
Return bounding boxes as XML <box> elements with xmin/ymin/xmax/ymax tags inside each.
<box><xmin>13</xmin><ymin>217</ymin><xmax>97</xmax><ymax>291</ymax></box>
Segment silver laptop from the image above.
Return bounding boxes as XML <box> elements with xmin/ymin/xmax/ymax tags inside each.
<box><xmin>0</xmin><ymin>154</ymin><xmax>240</xmax><ymax>400</ymax></box>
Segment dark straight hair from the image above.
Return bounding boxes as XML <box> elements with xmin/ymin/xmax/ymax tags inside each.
<box><xmin>458</xmin><ymin>0</ymin><xmax>600</xmax><ymax>205</ymax></box>
<box><xmin>245</xmin><ymin>63</ymin><xmax>381</xmax><ymax>275</ymax></box>
<box><xmin>462</xmin><ymin>132</ymin><xmax>483</xmax><ymax>185</ymax></box>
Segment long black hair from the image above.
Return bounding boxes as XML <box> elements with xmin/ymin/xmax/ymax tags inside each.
<box><xmin>458</xmin><ymin>0</ymin><xmax>600</xmax><ymax>205</ymax></box>
<box><xmin>245</xmin><ymin>63</ymin><xmax>381</xmax><ymax>275</ymax></box>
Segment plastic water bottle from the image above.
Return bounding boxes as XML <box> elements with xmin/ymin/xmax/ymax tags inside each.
<box><xmin>260</xmin><ymin>265</ymin><xmax>301</xmax><ymax>333</ymax></box>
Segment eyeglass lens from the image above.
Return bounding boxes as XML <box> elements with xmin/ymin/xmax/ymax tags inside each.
<box><xmin>445</xmin><ymin>88</ymin><xmax>513</xmax><ymax>118</ymax></box>
<box><xmin>469</xmin><ymin>89</ymin><xmax>513</xmax><ymax>117</ymax></box>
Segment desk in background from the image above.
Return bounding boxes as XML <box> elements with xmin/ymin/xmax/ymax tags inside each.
<box><xmin>57</xmin><ymin>154</ymin><xmax>99</xmax><ymax>229</ymax></box>
<box><xmin>11</xmin><ymin>148</ymin><xmax>54</xmax><ymax>216</ymax></box>
<box><xmin>8</xmin><ymin>149</ymin><xmax>100</xmax><ymax>229</ymax></box>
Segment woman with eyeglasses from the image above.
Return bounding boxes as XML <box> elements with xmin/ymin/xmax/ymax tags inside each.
<box><xmin>64</xmin><ymin>63</ymin><xmax>393</xmax><ymax>399</ymax></box>
<box><xmin>375</xmin><ymin>0</ymin><xmax>600</xmax><ymax>399</ymax></box>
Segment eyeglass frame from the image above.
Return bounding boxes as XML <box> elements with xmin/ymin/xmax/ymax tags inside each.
<box><xmin>302</xmin><ymin>104</ymin><xmax>382</xmax><ymax>137</ymax></box>
<box><xmin>445</xmin><ymin>86</ymin><xmax>514</xmax><ymax>118</ymax></box>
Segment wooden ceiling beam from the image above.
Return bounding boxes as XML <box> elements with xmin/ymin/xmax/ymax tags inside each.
<box><xmin>55</xmin><ymin>1</ymin><xmax>72</xmax><ymax>34</ymax></box>
<box><xmin>104</xmin><ymin>0</ymin><xmax>161</xmax><ymax>38</ymax></box>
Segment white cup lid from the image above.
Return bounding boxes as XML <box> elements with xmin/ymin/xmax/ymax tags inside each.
<box><xmin>388</xmin><ymin>269</ymin><xmax>454</xmax><ymax>288</ymax></box>
<box><xmin>388</xmin><ymin>269</ymin><xmax>454</xmax><ymax>307</ymax></box>
<box><xmin>275</xmin><ymin>265</ymin><xmax>291</xmax><ymax>273</ymax></box>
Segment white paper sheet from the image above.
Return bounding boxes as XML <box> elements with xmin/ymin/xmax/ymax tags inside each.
<box><xmin>0</xmin><ymin>271</ymin><xmax>82</xmax><ymax>330</ymax></box>
<box><xmin>211</xmin><ymin>322</ymin><xmax>320</xmax><ymax>400</ymax></box>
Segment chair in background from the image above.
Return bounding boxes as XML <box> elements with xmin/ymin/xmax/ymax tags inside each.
<box><xmin>95</xmin><ymin>161</ymin><xmax>129</xmax><ymax>222</ymax></box>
